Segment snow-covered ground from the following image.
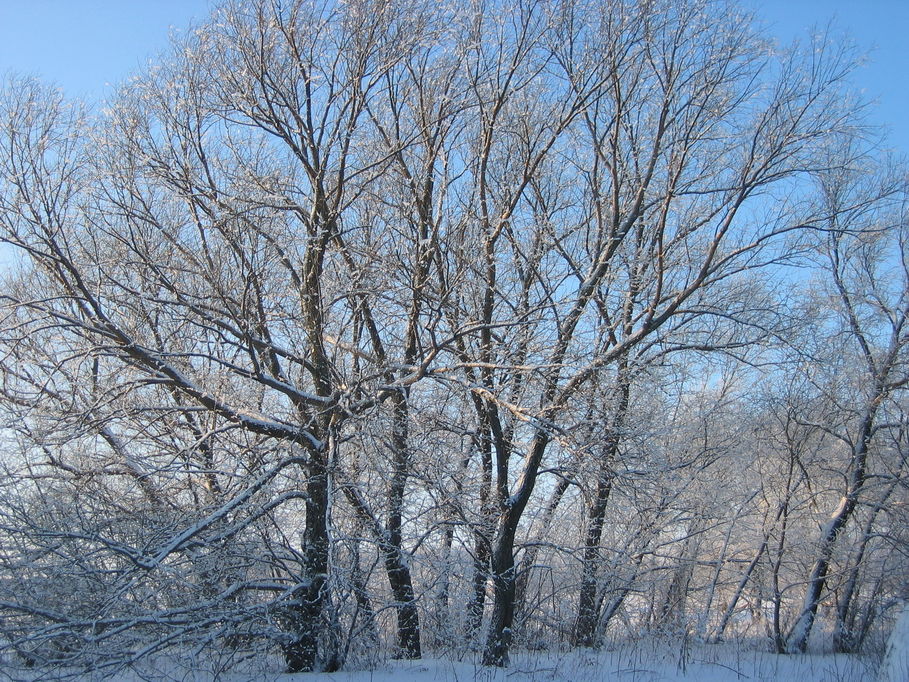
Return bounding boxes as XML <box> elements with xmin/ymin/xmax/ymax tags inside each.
<box><xmin>880</xmin><ymin>602</ymin><xmax>909</xmax><ymax>682</ymax></box>
<box><xmin>287</xmin><ymin>650</ymin><xmax>872</xmax><ymax>682</ymax></box>
<box><xmin>36</xmin><ymin>641</ymin><xmax>878</xmax><ymax>682</ymax></box>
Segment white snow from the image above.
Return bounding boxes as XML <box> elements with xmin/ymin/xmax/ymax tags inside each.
<box><xmin>61</xmin><ymin>641</ymin><xmax>875</xmax><ymax>682</ymax></box>
<box><xmin>879</xmin><ymin>602</ymin><xmax>909</xmax><ymax>682</ymax></box>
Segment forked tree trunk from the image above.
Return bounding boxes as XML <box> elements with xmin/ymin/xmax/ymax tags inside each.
<box><xmin>481</xmin><ymin>434</ymin><xmax>550</xmax><ymax>667</ymax></box>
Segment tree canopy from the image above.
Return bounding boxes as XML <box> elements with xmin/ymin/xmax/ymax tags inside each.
<box><xmin>0</xmin><ymin>0</ymin><xmax>906</xmax><ymax>675</ymax></box>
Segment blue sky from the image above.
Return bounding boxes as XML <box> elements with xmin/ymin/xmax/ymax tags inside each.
<box><xmin>749</xmin><ymin>0</ymin><xmax>909</xmax><ymax>154</ymax></box>
<box><xmin>0</xmin><ymin>1</ymin><xmax>211</xmax><ymax>100</ymax></box>
<box><xmin>0</xmin><ymin>0</ymin><xmax>906</xmax><ymax>152</ymax></box>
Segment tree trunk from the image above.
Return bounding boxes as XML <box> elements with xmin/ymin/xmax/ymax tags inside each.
<box><xmin>573</xmin><ymin>368</ymin><xmax>628</xmax><ymax>647</ymax></box>
<box><xmin>712</xmin><ymin>539</ymin><xmax>769</xmax><ymax>643</ymax></box>
<box><xmin>482</xmin><ymin>525</ymin><xmax>519</xmax><ymax>667</ymax></box>
<box><xmin>481</xmin><ymin>433</ymin><xmax>551</xmax><ymax>667</ymax></box>
<box><xmin>283</xmin><ymin>462</ymin><xmax>338</xmax><ymax>673</ymax></box>
<box><xmin>786</xmin><ymin>407</ymin><xmax>876</xmax><ymax>653</ymax></box>
<box><xmin>467</xmin><ymin>430</ymin><xmax>494</xmax><ymax>638</ymax></box>
<box><xmin>384</xmin><ymin>547</ymin><xmax>421</xmax><ymax>658</ymax></box>
<box><xmin>833</xmin><ymin>478</ymin><xmax>899</xmax><ymax>652</ymax></box>
<box><xmin>786</xmin><ymin>493</ymin><xmax>861</xmax><ymax>654</ymax></box>
<box><xmin>572</xmin><ymin>471</ymin><xmax>613</xmax><ymax>647</ymax></box>
<box><xmin>386</xmin><ymin>391</ymin><xmax>422</xmax><ymax>658</ymax></box>
<box><xmin>339</xmin><ymin>477</ymin><xmax>421</xmax><ymax>659</ymax></box>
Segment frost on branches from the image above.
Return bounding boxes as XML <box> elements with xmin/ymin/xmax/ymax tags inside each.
<box><xmin>0</xmin><ymin>0</ymin><xmax>906</xmax><ymax>676</ymax></box>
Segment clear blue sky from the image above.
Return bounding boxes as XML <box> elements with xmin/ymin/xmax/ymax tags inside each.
<box><xmin>0</xmin><ymin>0</ymin><xmax>906</xmax><ymax>152</ymax></box>
<box><xmin>0</xmin><ymin>0</ymin><xmax>211</xmax><ymax>100</ymax></box>
<box><xmin>748</xmin><ymin>0</ymin><xmax>909</xmax><ymax>155</ymax></box>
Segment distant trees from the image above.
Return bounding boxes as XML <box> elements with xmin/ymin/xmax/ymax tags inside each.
<box><xmin>0</xmin><ymin>0</ymin><xmax>906</xmax><ymax>676</ymax></box>
<box><xmin>785</xmin><ymin>161</ymin><xmax>909</xmax><ymax>653</ymax></box>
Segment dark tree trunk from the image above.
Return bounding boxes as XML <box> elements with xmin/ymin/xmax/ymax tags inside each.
<box><xmin>481</xmin><ymin>433</ymin><xmax>551</xmax><ymax>667</ymax></box>
<box><xmin>467</xmin><ymin>430</ymin><xmax>494</xmax><ymax>638</ymax></box>
<box><xmin>282</xmin><ymin>210</ymin><xmax>340</xmax><ymax>673</ymax></box>
<box><xmin>482</xmin><ymin>526</ymin><xmax>519</xmax><ymax>667</ymax></box>
<box><xmin>386</xmin><ymin>391</ymin><xmax>422</xmax><ymax>658</ymax></box>
<box><xmin>573</xmin><ymin>368</ymin><xmax>628</xmax><ymax>647</ymax></box>
<box><xmin>339</xmin><ymin>476</ymin><xmax>422</xmax><ymax>659</ymax></box>
<box><xmin>785</xmin><ymin>510</ymin><xmax>850</xmax><ymax>654</ymax></box>
<box><xmin>283</xmin><ymin>462</ymin><xmax>338</xmax><ymax>673</ymax></box>
<box><xmin>572</xmin><ymin>471</ymin><xmax>613</xmax><ymax>647</ymax></box>
<box><xmin>384</xmin><ymin>547</ymin><xmax>422</xmax><ymax>658</ymax></box>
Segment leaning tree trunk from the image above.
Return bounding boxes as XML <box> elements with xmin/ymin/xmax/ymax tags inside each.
<box><xmin>340</xmin><ymin>477</ymin><xmax>422</xmax><ymax>659</ymax></box>
<box><xmin>788</xmin><ymin>230</ymin><xmax>908</xmax><ymax>653</ymax></box>
<box><xmin>786</xmin><ymin>406</ymin><xmax>876</xmax><ymax>653</ymax></box>
<box><xmin>833</xmin><ymin>477</ymin><xmax>899</xmax><ymax>652</ymax></box>
<box><xmin>785</xmin><ymin>489</ymin><xmax>858</xmax><ymax>653</ymax></box>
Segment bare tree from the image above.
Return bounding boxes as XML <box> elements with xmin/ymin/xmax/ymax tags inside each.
<box><xmin>432</xmin><ymin>0</ymin><xmax>861</xmax><ymax>665</ymax></box>
<box><xmin>785</xmin><ymin>162</ymin><xmax>909</xmax><ymax>652</ymax></box>
<box><xmin>0</xmin><ymin>0</ymin><xmax>889</xmax><ymax>675</ymax></box>
<box><xmin>0</xmin><ymin>0</ymin><xmax>432</xmax><ymax>669</ymax></box>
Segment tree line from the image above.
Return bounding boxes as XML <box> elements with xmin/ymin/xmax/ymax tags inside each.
<box><xmin>0</xmin><ymin>0</ymin><xmax>906</xmax><ymax>674</ymax></box>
